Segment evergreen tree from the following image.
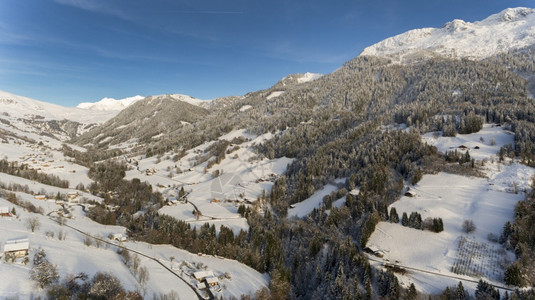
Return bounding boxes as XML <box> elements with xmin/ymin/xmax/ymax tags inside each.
<box><xmin>475</xmin><ymin>279</ymin><xmax>500</xmax><ymax>300</ymax></box>
<box><xmin>389</xmin><ymin>207</ymin><xmax>399</xmax><ymax>223</ymax></box>
<box><xmin>504</xmin><ymin>264</ymin><xmax>523</xmax><ymax>286</ymax></box>
<box><xmin>433</xmin><ymin>218</ymin><xmax>444</xmax><ymax>233</ymax></box>
<box><xmin>407</xmin><ymin>283</ymin><xmax>417</xmax><ymax>300</ymax></box>
<box><xmin>401</xmin><ymin>212</ymin><xmax>409</xmax><ymax>227</ymax></box>
<box><xmin>456</xmin><ymin>281</ymin><xmax>469</xmax><ymax>300</ymax></box>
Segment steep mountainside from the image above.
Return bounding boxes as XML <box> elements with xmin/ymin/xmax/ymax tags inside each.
<box><xmin>72</xmin><ymin>94</ymin><xmax>209</xmax><ymax>147</ymax></box>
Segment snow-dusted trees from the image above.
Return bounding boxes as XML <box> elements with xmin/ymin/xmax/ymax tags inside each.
<box><xmin>46</xmin><ymin>271</ymin><xmax>142</xmax><ymax>299</ymax></box>
<box><xmin>65</xmin><ymin>47</ymin><xmax>535</xmax><ymax>298</ymax></box>
<box><xmin>504</xmin><ymin>264</ymin><xmax>522</xmax><ymax>286</ymax></box>
<box><xmin>89</xmin><ymin>272</ymin><xmax>124</xmax><ymax>298</ymax></box>
<box><xmin>389</xmin><ymin>207</ymin><xmax>399</xmax><ymax>223</ymax></box>
<box><xmin>377</xmin><ymin>269</ymin><xmax>400</xmax><ymax>299</ymax></box>
<box><xmin>30</xmin><ymin>249</ymin><xmax>59</xmax><ymax>289</ymax></box>
<box><xmin>475</xmin><ymin>279</ymin><xmax>500</xmax><ymax>299</ymax></box>
<box><xmin>138</xmin><ymin>266</ymin><xmax>149</xmax><ymax>289</ymax></box>
<box><xmin>442</xmin><ymin>281</ymin><xmax>469</xmax><ymax>300</ymax></box>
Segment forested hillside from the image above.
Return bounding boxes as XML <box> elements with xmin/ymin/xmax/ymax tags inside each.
<box><xmin>65</xmin><ymin>44</ymin><xmax>535</xmax><ymax>298</ymax></box>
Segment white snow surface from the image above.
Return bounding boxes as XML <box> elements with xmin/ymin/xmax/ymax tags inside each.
<box><xmin>368</xmin><ymin>124</ymin><xmax>534</xmax><ymax>295</ymax></box>
<box><xmin>0</xmin><ymin>181</ymin><xmax>268</xmax><ymax>299</ymax></box>
<box><xmin>361</xmin><ymin>7</ymin><xmax>535</xmax><ymax>62</ymax></box>
<box><xmin>287</xmin><ymin>184</ymin><xmax>338</xmax><ymax>218</ymax></box>
<box><xmin>423</xmin><ymin>124</ymin><xmax>514</xmax><ymax>161</ymax></box>
<box><xmin>239</xmin><ymin>105</ymin><xmax>253</xmax><ymax>112</ymax></box>
<box><xmin>296</xmin><ymin>72</ymin><xmax>323</xmax><ymax>84</ymax></box>
<box><xmin>0</xmin><ymin>89</ymin><xmax>117</xmax><ymax>124</ymax></box>
<box><xmin>77</xmin><ymin>95</ymin><xmax>145</xmax><ymax>111</ymax></box>
<box><xmin>121</xmin><ymin>129</ymin><xmax>292</xmax><ymax>234</ymax></box>
<box><xmin>266</xmin><ymin>91</ymin><xmax>285</xmax><ymax>100</ymax></box>
<box><xmin>151</xmin><ymin>93</ymin><xmax>212</xmax><ymax>108</ymax></box>
<box><xmin>281</xmin><ymin>72</ymin><xmax>323</xmax><ymax>84</ymax></box>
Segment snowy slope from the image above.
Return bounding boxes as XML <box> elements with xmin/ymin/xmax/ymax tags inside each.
<box><xmin>361</xmin><ymin>7</ymin><xmax>535</xmax><ymax>61</ymax></box>
<box><xmin>276</xmin><ymin>72</ymin><xmax>323</xmax><ymax>87</ymax></box>
<box><xmin>0</xmin><ymin>177</ymin><xmax>269</xmax><ymax>298</ymax></box>
<box><xmin>367</xmin><ymin>125</ymin><xmax>534</xmax><ymax>295</ymax></box>
<box><xmin>150</xmin><ymin>94</ymin><xmax>212</xmax><ymax>108</ymax></box>
<box><xmin>294</xmin><ymin>72</ymin><xmax>323</xmax><ymax>84</ymax></box>
<box><xmin>0</xmin><ymin>89</ymin><xmax>117</xmax><ymax>124</ymax></box>
<box><xmin>77</xmin><ymin>95</ymin><xmax>145</xmax><ymax>111</ymax></box>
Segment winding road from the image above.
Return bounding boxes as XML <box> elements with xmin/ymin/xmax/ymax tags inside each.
<box><xmin>49</xmin><ymin>215</ymin><xmax>210</xmax><ymax>300</ymax></box>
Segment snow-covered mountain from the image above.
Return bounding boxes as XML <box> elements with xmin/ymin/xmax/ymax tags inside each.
<box><xmin>77</xmin><ymin>94</ymin><xmax>211</xmax><ymax>111</ymax></box>
<box><xmin>77</xmin><ymin>95</ymin><xmax>145</xmax><ymax>111</ymax></box>
<box><xmin>276</xmin><ymin>72</ymin><xmax>323</xmax><ymax>87</ymax></box>
<box><xmin>361</xmin><ymin>7</ymin><xmax>535</xmax><ymax>62</ymax></box>
<box><xmin>0</xmin><ymin>89</ymin><xmax>116</xmax><ymax>124</ymax></box>
<box><xmin>150</xmin><ymin>93</ymin><xmax>212</xmax><ymax>108</ymax></box>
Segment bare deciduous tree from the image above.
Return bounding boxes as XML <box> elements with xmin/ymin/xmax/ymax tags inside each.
<box><xmin>462</xmin><ymin>219</ymin><xmax>476</xmax><ymax>234</ymax></box>
<box><xmin>26</xmin><ymin>216</ymin><xmax>41</xmax><ymax>232</ymax></box>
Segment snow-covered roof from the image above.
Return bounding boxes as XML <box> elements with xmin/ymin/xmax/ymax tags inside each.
<box><xmin>0</xmin><ymin>207</ymin><xmax>9</xmax><ymax>214</ymax></box>
<box><xmin>111</xmin><ymin>233</ymin><xmax>126</xmax><ymax>241</ymax></box>
<box><xmin>194</xmin><ymin>270</ymin><xmax>214</xmax><ymax>280</ymax></box>
<box><xmin>206</xmin><ymin>276</ymin><xmax>219</xmax><ymax>284</ymax></box>
<box><xmin>3</xmin><ymin>238</ymin><xmax>29</xmax><ymax>252</ymax></box>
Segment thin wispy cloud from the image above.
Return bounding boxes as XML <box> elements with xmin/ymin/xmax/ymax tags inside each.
<box><xmin>167</xmin><ymin>10</ymin><xmax>243</xmax><ymax>14</ymax></box>
<box><xmin>53</xmin><ymin>0</ymin><xmax>133</xmax><ymax>20</ymax></box>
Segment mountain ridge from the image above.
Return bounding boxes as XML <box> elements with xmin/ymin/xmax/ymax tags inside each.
<box><xmin>361</xmin><ymin>7</ymin><xmax>535</xmax><ymax>62</ymax></box>
<box><xmin>77</xmin><ymin>95</ymin><xmax>145</xmax><ymax>111</ymax></box>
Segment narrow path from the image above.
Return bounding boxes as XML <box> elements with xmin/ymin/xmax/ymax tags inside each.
<box><xmin>366</xmin><ymin>255</ymin><xmax>515</xmax><ymax>293</ymax></box>
<box><xmin>49</xmin><ymin>217</ymin><xmax>209</xmax><ymax>300</ymax></box>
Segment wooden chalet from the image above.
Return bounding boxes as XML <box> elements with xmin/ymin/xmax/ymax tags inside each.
<box><xmin>0</xmin><ymin>207</ymin><xmax>11</xmax><ymax>217</ymax></box>
<box><xmin>3</xmin><ymin>238</ymin><xmax>29</xmax><ymax>257</ymax></box>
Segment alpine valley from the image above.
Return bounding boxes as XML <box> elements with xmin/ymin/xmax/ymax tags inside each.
<box><xmin>2</xmin><ymin>7</ymin><xmax>535</xmax><ymax>299</ymax></box>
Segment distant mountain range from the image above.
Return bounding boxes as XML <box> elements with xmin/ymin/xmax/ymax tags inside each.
<box><xmin>2</xmin><ymin>7</ymin><xmax>535</xmax><ymax>145</ymax></box>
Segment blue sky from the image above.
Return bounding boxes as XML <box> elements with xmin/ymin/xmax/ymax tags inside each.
<box><xmin>0</xmin><ymin>0</ymin><xmax>532</xmax><ymax>106</ymax></box>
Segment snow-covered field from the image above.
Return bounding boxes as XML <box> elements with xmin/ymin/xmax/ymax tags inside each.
<box><xmin>0</xmin><ymin>192</ymin><xmax>268</xmax><ymax>299</ymax></box>
<box><xmin>0</xmin><ymin>122</ymin><xmax>271</xmax><ymax>298</ymax></box>
<box><xmin>287</xmin><ymin>184</ymin><xmax>339</xmax><ymax>218</ymax></box>
<box><xmin>123</xmin><ymin>129</ymin><xmax>292</xmax><ymax>234</ymax></box>
<box><xmin>367</xmin><ymin>124</ymin><xmax>533</xmax><ymax>295</ymax></box>
<box><xmin>423</xmin><ymin>124</ymin><xmax>514</xmax><ymax>161</ymax></box>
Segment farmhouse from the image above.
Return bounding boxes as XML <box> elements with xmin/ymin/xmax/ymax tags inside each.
<box><xmin>364</xmin><ymin>245</ymin><xmax>386</xmax><ymax>258</ymax></box>
<box><xmin>193</xmin><ymin>270</ymin><xmax>214</xmax><ymax>282</ymax></box>
<box><xmin>34</xmin><ymin>195</ymin><xmax>47</xmax><ymax>201</ymax></box>
<box><xmin>3</xmin><ymin>238</ymin><xmax>29</xmax><ymax>257</ymax></box>
<box><xmin>0</xmin><ymin>207</ymin><xmax>11</xmax><ymax>217</ymax></box>
<box><xmin>167</xmin><ymin>199</ymin><xmax>179</xmax><ymax>206</ymax></box>
<box><xmin>205</xmin><ymin>276</ymin><xmax>219</xmax><ymax>287</ymax></box>
<box><xmin>404</xmin><ymin>191</ymin><xmax>416</xmax><ymax>197</ymax></box>
<box><xmin>67</xmin><ymin>192</ymin><xmax>79</xmax><ymax>202</ymax></box>
<box><xmin>111</xmin><ymin>233</ymin><xmax>127</xmax><ymax>242</ymax></box>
